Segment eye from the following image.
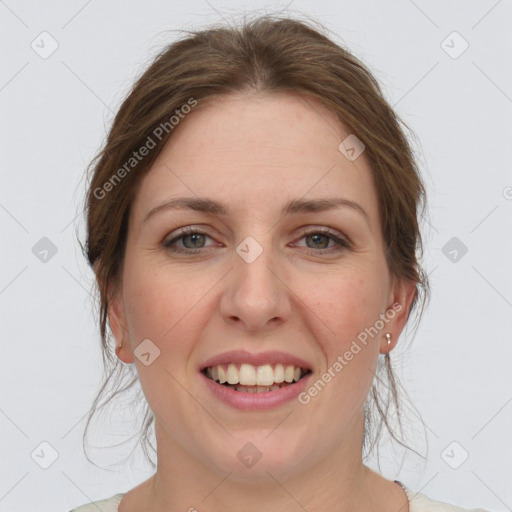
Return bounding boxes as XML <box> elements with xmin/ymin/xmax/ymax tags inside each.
<box><xmin>163</xmin><ymin>226</ymin><xmax>351</xmax><ymax>255</ymax></box>
<box><xmin>164</xmin><ymin>227</ymin><xmax>216</xmax><ymax>254</ymax></box>
<box><xmin>293</xmin><ymin>228</ymin><xmax>351</xmax><ymax>254</ymax></box>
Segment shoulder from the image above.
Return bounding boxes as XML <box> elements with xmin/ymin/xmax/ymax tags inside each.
<box><xmin>399</xmin><ymin>483</ymin><xmax>492</xmax><ymax>512</ymax></box>
<box><xmin>69</xmin><ymin>493</ymin><xmax>125</xmax><ymax>511</ymax></box>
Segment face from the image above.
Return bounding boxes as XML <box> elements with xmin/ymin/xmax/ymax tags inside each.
<box><xmin>109</xmin><ymin>91</ymin><xmax>415</xmax><ymax>482</ymax></box>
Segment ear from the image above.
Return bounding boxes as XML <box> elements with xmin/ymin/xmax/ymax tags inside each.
<box><xmin>380</xmin><ymin>276</ymin><xmax>418</xmax><ymax>354</ymax></box>
<box><xmin>107</xmin><ymin>281</ymin><xmax>135</xmax><ymax>364</ymax></box>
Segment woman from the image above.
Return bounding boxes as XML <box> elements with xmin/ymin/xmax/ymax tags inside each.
<box><xmin>72</xmin><ymin>15</ymin><xmax>492</xmax><ymax>512</ymax></box>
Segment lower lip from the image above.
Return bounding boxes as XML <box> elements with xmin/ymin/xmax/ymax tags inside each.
<box><xmin>200</xmin><ymin>371</ymin><xmax>312</xmax><ymax>410</ymax></box>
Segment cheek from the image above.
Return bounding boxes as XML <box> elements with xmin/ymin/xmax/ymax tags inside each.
<box><xmin>122</xmin><ymin>263</ymin><xmax>211</xmax><ymax>356</ymax></box>
<box><xmin>303</xmin><ymin>272</ymin><xmax>385</xmax><ymax>348</ymax></box>
<box><xmin>121</xmin><ymin>264</ymin><xmax>206</xmax><ymax>407</ymax></box>
<box><xmin>299</xmin><ymin>274</ymin><xmax>384</xmax><ymax>415</ymax></box>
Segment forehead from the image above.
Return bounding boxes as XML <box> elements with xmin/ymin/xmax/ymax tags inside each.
<box><xmin>130</xmin><ymin>91</ymin><xmax>379</xmax><ymax>228</ymax></box>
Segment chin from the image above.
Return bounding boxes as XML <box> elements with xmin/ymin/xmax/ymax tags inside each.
<box><xmin>206</xmin><ymin>433</ymin><xmax>310</xmax><ymax>483</ymax></box>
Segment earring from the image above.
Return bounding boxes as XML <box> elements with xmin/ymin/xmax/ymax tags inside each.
<box><xmin>385</xmin><ymin>333</ymin><xmax>392</xmax><ymax>351</ymax></box>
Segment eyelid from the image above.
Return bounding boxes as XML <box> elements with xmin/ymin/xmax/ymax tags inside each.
<box><xmin>164</xmin><ymin>225</ymin><xmax>217</xmax><ymax>245</ymax></box>
<box><xmin>295</xmin><ymin>225</ymin><xmax>349</xmax><ymax>240</ymax></box>
<box><xmin>165</xmin><ymin>224</ymin><xmax>348</xmax><ymax>241</ymax></box>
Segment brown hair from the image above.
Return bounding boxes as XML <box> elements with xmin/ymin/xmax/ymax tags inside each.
<box><xmin>81</xmin><ymin>14</ymin><xmax>430</xmax><ymax>469</ymax></box>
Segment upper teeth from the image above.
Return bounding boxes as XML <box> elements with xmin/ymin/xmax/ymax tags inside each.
<box><xmin>205</xmin><ymin>363</ymin><xmax>306</xmax><ymax>386</ymax></box>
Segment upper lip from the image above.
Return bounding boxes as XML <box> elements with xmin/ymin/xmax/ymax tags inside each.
<box><xmin>199</xmin><ymin>350</ymin><xmax>313</xmax><ymax>372</ymax></box>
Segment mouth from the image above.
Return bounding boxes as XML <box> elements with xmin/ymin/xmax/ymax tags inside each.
<box><xmin>201</xmin><ymin>363</ymin><xmax>312</xmax><ymax>393</ymax></box>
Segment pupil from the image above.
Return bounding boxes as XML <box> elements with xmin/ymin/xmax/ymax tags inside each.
<box><xmin>184</xmin><ymin>233</ymin><xmax>204</xmax><ymax>248</ymax></box>
<box><xmin>308</xmin><ymin>234</ymin><xmax>328</xmax><ymax>249</ymax></box>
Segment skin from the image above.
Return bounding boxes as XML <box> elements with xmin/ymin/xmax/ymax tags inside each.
<box><xmin>109</xmin><ymin>91</ymin><xmax>416</xmax><ymax>512</ymax></box>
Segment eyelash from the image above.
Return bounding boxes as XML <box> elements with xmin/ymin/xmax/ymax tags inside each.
<box><xmin>163</xmin><ymin>226</ymin><xmax>351</xmax><ymax>255</ymax></box>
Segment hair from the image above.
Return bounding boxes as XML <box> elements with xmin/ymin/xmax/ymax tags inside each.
<box><xmin>81</xmin><ymin>13</ymin><xmax>430</xmax><ymax>470</ymax></box>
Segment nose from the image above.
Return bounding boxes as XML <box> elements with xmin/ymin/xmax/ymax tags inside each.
<box><xmin>219</xmin><ymin>239</ymin><xmax>292</xmax><ymax>332</ymax></box>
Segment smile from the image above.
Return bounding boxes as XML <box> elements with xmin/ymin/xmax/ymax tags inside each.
<box><xmin>203</xmin><ymin>363</ymin><xmax>311</xmax><ymax>393</ymax></box>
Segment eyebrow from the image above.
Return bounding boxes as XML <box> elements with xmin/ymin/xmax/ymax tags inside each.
<box><xmin>143</xmin><ymin>196</ymin><xmax>369</xmax><ymax>224</ymax></box>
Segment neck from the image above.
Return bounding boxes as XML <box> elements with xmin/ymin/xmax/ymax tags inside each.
<box><xmin>136</xmin><ymin>416</ymin><xmax>397</xmax><ymax>512</ymax></box>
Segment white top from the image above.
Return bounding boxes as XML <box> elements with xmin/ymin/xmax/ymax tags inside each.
<box><xmin>68</xmin><ymin>482</ymin><xmax>493</xmax><ymax>511</ymax></box>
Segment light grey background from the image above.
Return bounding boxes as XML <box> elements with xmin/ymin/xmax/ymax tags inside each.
<box><xmin>1</xmin><ymin>1</ymin><xmax>511</xmax><ymax>511</ymax></box>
